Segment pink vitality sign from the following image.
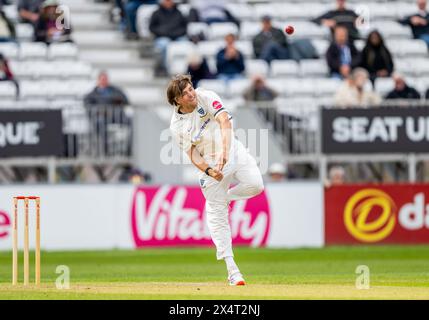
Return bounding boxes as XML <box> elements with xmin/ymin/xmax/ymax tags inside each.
<box><xmin>131</xmin><ymin>186</ymin><xmax>271</xmax><ymax>247</ymax></box>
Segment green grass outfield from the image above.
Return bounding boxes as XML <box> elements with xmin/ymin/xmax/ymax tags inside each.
<box><xmin>0</xmin><ymin>246</ymin><xmax>429</xmax><ymax>299</ymax></box>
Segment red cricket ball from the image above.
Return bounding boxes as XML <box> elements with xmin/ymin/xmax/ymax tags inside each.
<box><xmin>285</xmin><ymin>25</ymin><xmax>294</xmax><ymax>35</ymax></box>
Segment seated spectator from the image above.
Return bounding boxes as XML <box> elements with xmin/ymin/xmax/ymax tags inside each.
<box><xmin>18</xmin><ymin>0</ymin><xmax>44</xmax><ymax>25</ymax></box>
<box><xmin>326</xmin><ymin>25</ymin><xmax>360</xmax><ymax>79</ymax></box>
<box><xmin>0</xmin><ymin>53</ymin><xmax>19</xmax><ymax>99</ymax></box>
<box><xmin>0</xmin><ymin>8</ymin><xmax>15</xmax><ymax>42</ymax></box>
<box><xmin>187</xmin><ymin>51</ymin><xmax>213</xmax><ymax>87</ymax></box>
<box><xmin>334</xmin><ymin>68</ymin><xmax>382</xmax><ymax>108</ymax></box>
<box><xmin>386</xmin><ymin>73</ymin><xmax>421</xmax><ymax>100</ymax></box>
<box><xmin>119</xmin><ymin>165</ymin><xmax>150</xmax><ymax>184</ymax></box>
<box><xmin>359</xmin><ymin>30</ymin><xmax>394</xmax><ymax>84</ymax></box>
<box><xmin>123</xmin><ymin>0</ymin><xmax>158</xmax><ymax>40</ymax></box>
<box><xmin>327</xmin><ymin>166</ymin><xmax>346</xmax><ymax>186</ymax></box>
<box><xmin>312</xmin><ymin>0</ymin><xmax>359</xmax><ymax>42</ymax></box>
<box><xmin>424</xmin><ymin>87</ymin><xmax>429</xmax><ymax>99</ymax></box>
<box><xmin>84</xmin><ymin>71</ymin><xmax>129</xmax><ymax>106</ymax></box>
<box><xmin>188</xmin><ymin>0</ymin><xmax>240</xmax><ymax>27</ymax></box>
<box><xmin>216</xmin><ymin>33</ymin><xmax>245</xmax><ymax>82</ymax></box>
<box><xmin>149</xmin><ymin>0</ymin><xmax>187</xmax><ymax>76</ymax></box>
<box><xmin>267</xmin><ymin>163</ymin><xmax>287</xmax><ymax>182</ymax></box>
<box><xmin>243</xmin><ymin>74</ymin><xmax>278</xmax><ymax>101</ymax></box>
<box><xmin>253</xmin><ymin>15</ymin><xmax>290</xmax><ymax>64</ymax></box>
<box><xmin>35</xmin><ymin>0</ymin><xmax>73</xmax><ymax>44</ymax></box>
<box><xmin>400</xmin><ymin>0</ymin><xmax>429</xmax><ymax>48</ymax></box>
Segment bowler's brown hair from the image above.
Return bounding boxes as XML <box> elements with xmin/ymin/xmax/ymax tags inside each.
<box><xmin>167</xmin><ymin>74</ymin><xmax>193</xmax><ymax>106</ymax></box>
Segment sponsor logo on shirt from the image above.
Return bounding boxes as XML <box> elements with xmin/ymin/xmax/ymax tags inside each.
<box><xmin>212</xmin><ymin>101</ymin><xmax>222</xmax><ymax>110</ymax></box>
<box><xmin>191</xmin><ymin>118</ymin><xmax>211</xmax><ymax>143</ymax></box>
<box><xmin>197</xmin><ymin>105</ymin><xmax>207</xmax><ymax>117</ymax></box>
<box><xmin>199</xmin><ymin>179</ymin><xmax>206</xmax><ymax>188</ymax></box>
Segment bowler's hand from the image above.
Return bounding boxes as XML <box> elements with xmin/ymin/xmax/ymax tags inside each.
<box><xmin>208</xmin><ymin>168</ymin><xmax>224</xmax><ymax>182</ymax></box>
<box><xmin>215</xmin><ymin>152</ymin><xmax>228</xmax><ymax>172</ymax></box>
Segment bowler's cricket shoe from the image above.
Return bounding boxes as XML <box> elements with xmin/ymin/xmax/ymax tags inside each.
<box><xmin>228</xmin><ymin>271</ymin><xmax>246</xmax><ymax>286</ymax></box>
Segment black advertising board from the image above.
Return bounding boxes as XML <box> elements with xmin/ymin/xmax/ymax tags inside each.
<box><xmin>0</xmin><ymin>110</ymin><xmax>63</xmax><ymax>157</ymax></box>
<box><xmin>322</xmin><ymin>107</ymin><xmax>429</xmax><ymax>154</ymax></box>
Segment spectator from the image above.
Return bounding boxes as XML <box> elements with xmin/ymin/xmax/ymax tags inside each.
<box><xmin>334</xmin><ymin>67</ymin><xmax>382</xmax><ymax>108</ymax></box>
<box><xmin>84</xmin><ymin>71</ymin><xmax>129</xmax><ymax>106</ymax></box>
<box><xmin>188</xmin><ymin>0</ymin><xmax>240</xmax><ymax>27</ymax></box>
<box><xmin>123</xmin><ymin>0</ymin><xmax>157</xmax><ymax>40</ymax></box>
<box><xmin>312</xmin><ymin>0</ymin><xmax>359</xmax><ymax>42</ymax></box>
<box><xmin>18</xmin><ymin>0</ymin><xmax>44</xmax><ymax>25</ymax></box>
<box><xmin>243</xmin><ymin>74</ymin><xmax>278</xmax><ymax>101</ymax></box>
<box><xmin>149</xmin><ymin>0</ymin><xmax>187</xmax><ymax>76</ymax></box>
<box><xmin>84</xmin><ymin>71</ymin><xmax>132</xmax><ymax>157</ymax></box>
<box><xmin>0</xmin><ymin>7</ymin><xmax>15</xmax><ymax>42</ymax></box>
<box><xmin>386</xmin><ymin>73</ymin><xmax>421</xmax><ymax>100</ymax></box>
<box><xmin>253</xmin><ymin>15</ymin><xmax>290</xmax><ymax>64</ymax></box>
<box><xmin>359</xmin><ymin>30</ymin><xmax>394</xmax><ymax>84</ymax></box>
<box><xmin>119</xmin><ymin>165</ymin><xmax>149</xmax><ymax>184</ymax></box>
<box><xmin>326</xmin><ymin>25</ymin><xmax>360</xmax><ymax>79</ymax></box>
<box><xmin>0</xmin><ymin>53</ymin><xmax>19</xmax><ymax>99</ymax></box>
<box><xmin>267</xmin><ymin>163</ymin><xmax>287</xmax><ymax>182</ymax></box>
<box><xmin>400</xmin><ymin>0</ymin><xmax>429</xmax><ymax>48</ymax></box>
<box><xmin>187</xmin><ymin>50</ymin><xmax>213</xmax><ymax>87</ymax></box>
<box><xmin>424</xmin><ymin>87</ymin><xmax>429</xmax><ymax>99</ymax></box>
<box><xmin>328</xmin><ymin>166</ymin><xmax>346</xmax><ymax>186</ymax></box>
<box><xmin>216</xmin><ymin>33</ymin><xmax>245</xmax><ymax>82</ymax></box>
<box><xmin>35</xmin><ymin>0</ymin><xmax>72</xmax><ymax>44</ymax></box>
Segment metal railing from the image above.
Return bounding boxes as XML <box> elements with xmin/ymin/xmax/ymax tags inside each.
<box><xmin>254</xmin><ymin>99</ymin><xmax>429</xmax><ymax>183</ymax></box>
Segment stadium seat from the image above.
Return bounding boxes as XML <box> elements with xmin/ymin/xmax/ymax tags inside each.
<box><xmin>245</xmin><ymin>59</ymin><xmax>269</xmax><ymax>77</ymax></box>
<box><xmin>0</xmin><ymin>81</ymin><xmax>17</xmax><ymax>99</ymax></box>
<box><xmin>225</xmin><ymin>3</ymin><xmax>255</xmax><ymax>21</ymax></box>
<box><xmin>270</xmin><ymin>60</ymin><xmax>300</xmax><ymax>77</ymax></box>
<box><xmin>239</xmin><ymin>21</ymin><xmax>262</xmax><ymax>40</ymax></box>
<box><xmin>197</xmin><ymin>41</ymin><xmax>224</xmax><ymax>58</ymax></box>
<box><xmin>136</xmin><ymin>5</ymin><xmax>158</xmax><ymax>38</ymax></box>
<box><xmin>208</xmin><ymin>23</ymin><xmax>239</xmax><ymax>40</ymax></box>
<box><xmin>274</xmin><ymin>3</ymin><xmax>326</xmax><ymax>20</ymax></box>
<box><xmin>198</xmin><ymin>79</ymin><xmax>227</xmax><ymax>96</ymax></box>
<box><xmin>300</xmin><ymin>59</ymin><xmax>329</xmax><ymax>77</ymax></box>
<box><xmin>124</xmin><ymin>87</ymin><xmax>165</xmax><ymax>106</ymax></box>
<box><xmin>387</xmin><ymin>39</ymin><xmax>428</xmax><ymax>57</ymax></box>
<box><xmin>19</xmin><ymin>42</ymin><xmax>48</xmax><ymax>60</ymax></box>
<box><xmin>2</xmin><ymin>4</ymin><xmax>19</xmax><ymax>22</ymax></box>
<box><xmin>228</xmin><ymin>78</ymin><xmax>251</xmax><ymax>97</ymax></box>
<box><xmin>16</xmin><ymin>23</ymin><xmax>34</xmax><ymax>41</ymax></box>
<box><xmin>311</xmin><ymin>39</ymin><xmax>330</xmax><ymax>57</ymax></box>
<box><xmin>268</xmin><ymin>78</ymin><xmax>315</xmax><ymax>97</ymax></box>
<box><xmin>314</xmin><ymin>78</ymin><xmax>342</xmax><ymax>97</ymax></box>
<box><xmin>187</xmin><ymin>22</ymin><xmax>209</xmax><ymax>39</ymax></box>
<box><xmin>168</xmin><ymin>58</ymin><xmax>188</xmax><ymax>75</ymax></box>
<box><xmin>166</xmin><ymin>42</ymin><xmax>197</xmax><ymax>71</ymax></box>
<box><xmin>0</xmin><ymin>43</ymin><xmax>19</xmax><ymax>59</ymax></box>
<box><xmin>374</xmin><ymin>77</ymin><xmax>395</xmax><ymax>96</ymax></box>
<box><xmin>235</xmin><ymin>41</ymin><xmax>254</xmax><ymax>58</ymax></box>
<box><xmin>48</xmin><ymin>43</ymin><xmax>79</xmax><ymax>60</ymax></box>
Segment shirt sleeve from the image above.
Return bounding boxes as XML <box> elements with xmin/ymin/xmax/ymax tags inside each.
<box><xmin>201</xmin><ymin>89</ymin><xmax>229</xmax><ymax>119</ymax></box>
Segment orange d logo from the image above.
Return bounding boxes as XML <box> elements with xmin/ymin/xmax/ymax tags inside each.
<box><xmin>344</xmin><ymin>189</ymin><xmax>396</xmax><ymax>243</ymax></box>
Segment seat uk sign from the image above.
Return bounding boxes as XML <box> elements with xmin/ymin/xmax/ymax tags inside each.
<box><xmin>321</xmin><ymin>107</ymin><xmax>429</xmax><ymax>153</ymax></box>
<box><xmin>325</xmin><ymin>184</ymin><xmax>429</xmax><ymax>244</ymax></box>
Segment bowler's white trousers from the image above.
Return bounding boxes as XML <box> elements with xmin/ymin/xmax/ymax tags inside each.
<box><xmin>199</xmin><ymin>139</ymin><xmax>264</xmax><ymax>260</ymax></box>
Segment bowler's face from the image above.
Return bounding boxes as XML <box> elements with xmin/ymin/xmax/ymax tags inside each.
<box><xmin>177</xmin><ymin>83</ymin><xmax>197</xmax><ymax>107</ymax></box>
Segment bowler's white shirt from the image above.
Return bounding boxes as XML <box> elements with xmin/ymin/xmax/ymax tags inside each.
<box><xmin>170</xmin><ymin>87</ymin><xmax>234</xmax><ymax>165</ymax></box>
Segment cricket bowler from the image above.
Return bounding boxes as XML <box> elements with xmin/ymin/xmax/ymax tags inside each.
<box><xmin>167</xmin><ymin>75</ymin><xmax>264</xmax><ymax>286</ymax></box>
